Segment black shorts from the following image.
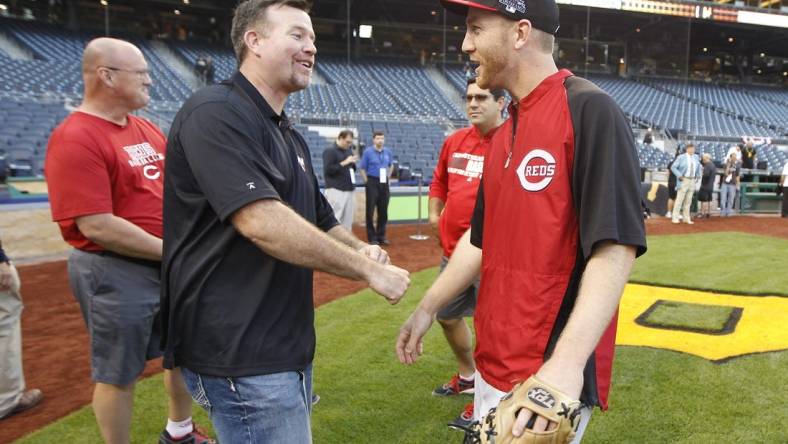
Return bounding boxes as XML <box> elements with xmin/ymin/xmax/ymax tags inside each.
<box><xmin>697</xmin><ymin>189</ymin><xmax>712</xmax><ymax>202</ymax></box>
<box><xmin>435</xmin><ymin>256</ymin><xmax>478</xmax><ymax>320</ymax></box>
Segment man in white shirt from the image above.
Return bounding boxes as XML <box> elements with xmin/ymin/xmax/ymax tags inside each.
<box><xmin>670</xmin><ymin>144</ymin><xmax>701</xmax><ymax>224</ymax></box>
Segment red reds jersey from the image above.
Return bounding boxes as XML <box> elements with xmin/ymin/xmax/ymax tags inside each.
<box><xmin>430</xmin><ymin>125</ymin><xmax>497</xmax><ymax>257</ymax></box>
<box><xmin>46</xmin><ymin>112</ymin><xmax>167</xmax><ymax>251</ymax></box>
<box><xmin>469</xmin><ymin>70</ymin><xmax>646</xmax><ymax>409</ymax></box>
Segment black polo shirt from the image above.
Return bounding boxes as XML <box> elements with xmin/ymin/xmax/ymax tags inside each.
<box><xmin>161</xmin><ymin>72</ymin><xmax>338</xmax><ymax>377</ymax></box>
<box><xmin>323</xmin><ymin>143</ymin><xmax>355</xmax><ymax>191</ymax></box>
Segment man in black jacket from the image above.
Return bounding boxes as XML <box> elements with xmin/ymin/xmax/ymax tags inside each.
<box><xmin>323</xmin><ymin>129</ymin><xmax>358</xmax><ymax>230</ymax></box>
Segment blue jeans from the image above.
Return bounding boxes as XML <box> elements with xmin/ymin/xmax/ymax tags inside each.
<box><xmin>181</xmin><ymin>365</ymin><xmax>313</xmax><ymax>443</ymax></box>
<box><xmin>720</xmin><ymin>183</ymin><xmax>737</xmax><ymax>216</ymax></box>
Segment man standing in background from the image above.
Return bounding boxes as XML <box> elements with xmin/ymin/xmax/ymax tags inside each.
<box><xmin>671</xmin><ymin>143</ymin><xmax>701</xmax><ymax>224</ymax></box>
<box><xmin>428</xmin><ymin>78</ymin><xmax>505</xmax><ymax>429</ymax></box>
<box><xmin>360</xmin><ymin>131</ymin><xmax>394</xmax><ymax>245</ymax></box>
<box><xmin>323</xmin><ymin>129</ymin><xmax>359</xmax><ymax>230</ymax></box>
<box><xmin>0</xmin><ymin>239</ymin><xmax>43</xmax><ymax>421</ymax></box>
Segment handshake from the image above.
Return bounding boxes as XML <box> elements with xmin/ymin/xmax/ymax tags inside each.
<box><xmin>357</xmin><ymin>243</ymin><xmax>410</xmax><ymax>305</ymax></box>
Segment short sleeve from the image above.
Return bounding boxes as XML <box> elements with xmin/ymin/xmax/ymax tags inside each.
<box><xmin>359</xmin><ymin>150</ymin><xmax>369</xmax><ymax>171</ymax></box>
<box><xmin>176</xmin><ymin>103</ymin><xmax>282</xmax><ymax>222</ymax></box>
<box><xmin>570</xmin><ymin>92</ymin><xmax>647</xmax><ymax>260</ymax></box>
<box><xmin>469</xmin><ymin>180</ymin><xmax>484</xmax><ymax>248</ymax></box>
<box><xmin>46</xmin><ymin>139</ymin><xmax>113</xmax><ymax>221</ymax></box>
<box><xmin>429</xmin><ymin>139</ymin><xmax>450</xmax><ymax>201</ymax></box>
<box><xmin>315</xmin><ymin>184</ymin><xmax>340</xmax><ymax>232</ymax></box>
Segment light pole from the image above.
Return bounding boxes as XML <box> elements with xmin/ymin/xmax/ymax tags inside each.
<box><xmin>100</xmin><ymin>0</ymin><xmax>109</xmax><ymax>36</ymax></box>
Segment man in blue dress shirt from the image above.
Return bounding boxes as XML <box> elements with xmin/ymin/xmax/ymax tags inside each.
<box><xmin>360</xmin><ymin>131</ymin><xmax>394</xmax><ymax>244</ymax></box>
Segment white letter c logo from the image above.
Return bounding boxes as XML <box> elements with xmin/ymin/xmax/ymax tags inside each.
<box><xmin>143</xmin><ymin>165</ymin><xmax>160</xmax><ymax>180</ymax></box>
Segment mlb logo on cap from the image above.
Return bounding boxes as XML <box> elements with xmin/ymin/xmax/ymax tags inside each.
<box><xmin>499</xmin><ymin>0</ymin><xmax>526</xmax><ymax>14</ymax></box>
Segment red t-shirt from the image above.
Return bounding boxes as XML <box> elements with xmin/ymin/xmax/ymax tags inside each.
<box><xmin>429</xmin><ymin>125</ymin><xmax>496</xmax><ymax>257</ymax></box>
<box><xmin>45</xmin><ymin>112</ymin><xmax>166</xmax><ymax>251</ymax></box>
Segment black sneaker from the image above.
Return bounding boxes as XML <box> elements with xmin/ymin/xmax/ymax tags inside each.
<box><xmin>433</xmin><ymin>373</ymin><xmax>474</xmax><ymax>396</ymax></box>
<box><xmin>448</xmin><ymin>402</ymin><xmax>475</xmax><ymax>431</ymax></box>
<box><xmin>379</xmin><ymin>238</ymin><xmax>391</xmax><ymax>245</ymax></box>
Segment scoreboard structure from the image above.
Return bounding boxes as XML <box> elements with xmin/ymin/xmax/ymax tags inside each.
<box><xmin>557</xmin><ymin>0</ymin><xmax>788</xmax><ymax>28</ymax></box>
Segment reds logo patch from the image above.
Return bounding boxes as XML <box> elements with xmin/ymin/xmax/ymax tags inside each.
<box><xmin>516</xmin><ymin>149</ymin><xmax>556</xmax><ymax>192</ymax></box>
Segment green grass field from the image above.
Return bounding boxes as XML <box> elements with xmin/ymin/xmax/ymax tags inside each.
<box><xmin>16</xmin><ymin>232</ymin><xmax>788</xmax><ymax>443</ymax></box>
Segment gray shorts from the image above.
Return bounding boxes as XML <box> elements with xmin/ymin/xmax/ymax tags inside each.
<box><xmin>67</xmin><ymin>249</ymin><xmax>163</xmax><ymax>386</ymax></box>
<box><xmin>436</xmin><ymin>256</ymin><xmax>479</xmax><ymax>321</ymax></box>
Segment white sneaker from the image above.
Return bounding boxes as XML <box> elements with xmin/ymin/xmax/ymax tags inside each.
<box><xmin>685</xmin><ymin>220</ymin><xmax>694</xmax><ymax>225</ymax></box>
<box><xmin>665</xmin><ymin>211</ymin><xmax>672</xmax><ymax>218</ymax></box>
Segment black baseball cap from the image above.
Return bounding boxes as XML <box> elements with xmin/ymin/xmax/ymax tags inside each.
<box><xmin>440</xmin><ymin>0</ymin><xmax>560</xmax><ymax>35</ymax></box>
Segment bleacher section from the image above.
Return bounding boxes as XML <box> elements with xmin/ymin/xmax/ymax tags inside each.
<box><xmin>443</xmin><ymin>65</ymin><xmax>468</xmax><ymax>95</ymax></box>
<box><xmin>171</xmin><ymin>42</ymin><xmax>465</xmax><ymax>119</ymax></box>
<box><xmin>590</xmin><ymin>75</ymin><xmax>781</xmax><ymax>138</ymax></box>
<box><xmin>733</xmin><ymin>84</ymin><xmax>788</xmax><ymax>108</ymax></box>
<box><xmin>1</xmin><ymin>20</ymin><xmax>193</xmax><ymax>102</ymax></box>
<box><xmin>694</xmin><ymin>141</ymin><xmax>787</xmax><ymax>172</ymax></box>
<box><xmin>637</xmin><ymin>141</ymin><xmax>787</xmax><ymax>172</ymax></box>
<box><xmin>643</xmin><ymin>78</ymin><xmax>788</xmax><ymax>131</ymax></box>
<box><xmin>0</xmin><ymin>99</ymin><xmax>69</xmax><ymax>176</ymax></box>
<box><xmin>170</xmin><ymin>41</ymin><xmax>236</xmax><ymax>85</ymax></box>
<box><xmin>297</xmin><ymin>58</ymin><xmax>464</xmax><ymax>119</ymax></box>
<box><xmin>0</xmin><ymin>18</ymin><xmax>786</xmax><ymax>184</ymax></box>
<box><xmin>636</xmin><ymin>143</ymin><xmax>674</xmax><ymax>169</ymax></box>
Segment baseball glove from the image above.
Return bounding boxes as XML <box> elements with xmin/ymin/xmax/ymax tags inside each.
<box><xmin>462</xmin><ymin>376</ymin><xmax>584</xmax><ymax>444</ymax></box>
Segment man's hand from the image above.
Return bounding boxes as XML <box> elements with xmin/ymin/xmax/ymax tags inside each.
<box><xmin>342</xmin><ymin>155</ymin><xmax>359</xmax><ymax>166</ymax></box>
<box><xmin>511</xmin><ymin>359</ymin><xmax>584</xmax><ymax>437</ymax></box>
<box><xmin>368</xmin><ymin>265</ymin><xmax>410</xmax><ymax>304</ymax></box>
<box><xmin>395</xmin><ymin>307</ymin><xmax>435</xmax><ymax>365</ymax></box>
<box><xmin>358</xmin><ymin>244</ymin><xmax>390</xmax><ymax>265</ymax></box>
<box><xmin>0</xmin><ymin>262</ymin><xmax>13</xmax><ymax>291</ymax></box>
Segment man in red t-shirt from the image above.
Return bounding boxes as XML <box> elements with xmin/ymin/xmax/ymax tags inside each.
<box><xmin>45</xmin><ymin>38</ymin><xmax>212</xmax><ymax>444</ymax></box>
<box><xmin>427</xmin><ymin>78</ymin><xmax>504</xmax><ymax>429</ymax></box>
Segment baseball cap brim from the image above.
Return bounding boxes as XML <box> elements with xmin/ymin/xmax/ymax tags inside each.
<box><xmin>440</xmin><ymin>0</ymin><xmax>497</xmax><ymax>17</ymax></box>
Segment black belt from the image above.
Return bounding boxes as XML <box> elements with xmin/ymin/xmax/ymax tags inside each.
<box><xmin>87</xmin><ymin>250</ymin><xmax>161</xmax><ymax>270</ymax></box>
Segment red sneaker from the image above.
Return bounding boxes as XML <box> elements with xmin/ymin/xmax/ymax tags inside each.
<box><xmin>159</xmin><ymin>423</ymin><xmax>216</xmax><ymax>444</ymax></box>
<box><xmin>432</xmin><ymin>373</ymin><xmax>475</xmax><ymax>396</ymax></box>
<box><xmin>448</xmin><ymin>402</ymin><xmax>475</xmax><ymax>430</ymax></box>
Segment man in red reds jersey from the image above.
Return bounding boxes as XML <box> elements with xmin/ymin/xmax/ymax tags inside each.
<box><xmin>45</xmin><ymin>38</ymin><xmax>212</xmax><ymax>444</ymax></box>
<box><xmin>396</xmin><ymin>1</ymin><xmax>647</xmax><ymax>442</ymax></box>
<box><xmin>428</xmin><ymin>78</ymin><xmax>505</xmax><ymax>429</ymax></box>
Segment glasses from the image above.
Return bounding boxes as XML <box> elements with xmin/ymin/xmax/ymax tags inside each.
<box><xmin>100</xmin><ymin>66</ymin><xmax>151</xmax><ymax>78</ymax></box>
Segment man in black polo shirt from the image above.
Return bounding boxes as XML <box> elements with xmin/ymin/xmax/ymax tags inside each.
<box><xmin>323</xmin><ymin>129</ymin><xmax>359</xmax><ymax>230</ymax></box>
<box><xmin>161</xmin><ymin>1</ymin><xmax>410</xmax><ymax>443</ymax></box>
